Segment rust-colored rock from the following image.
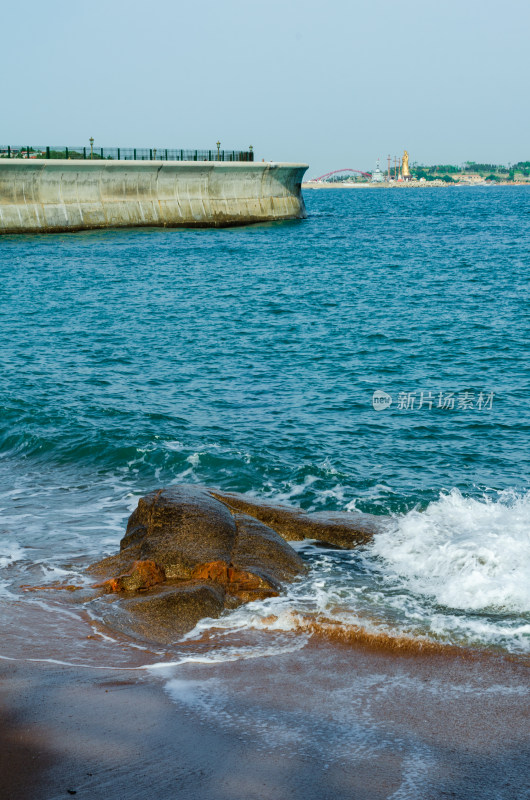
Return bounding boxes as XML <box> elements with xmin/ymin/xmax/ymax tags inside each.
<box><xmin>87</xmin><ymin>484</ymin><xmax>380</xmax><ymax>645</ymax></box>
<box><xmin>225</xmin><ymin>564</ymin><xmax>280</xmax><ymax>603</ymax></box>
<box><xmin>21</xmin><ymin>584</ymin><xmax>82</xmax><ymax>592</ymax></box>
<box><xmin>190</xmin><ymin>560</ymin><xmax>230</xmax><ymax>583</ymax></box>
<box><xmin>95</xmin><ymin>560</ymin><xmax>166</xmax><ymax>593</ymax></box>
<box><xmin>190</xmin><ymin>560</ymin><xmax>279</xmax><ymax>602</ymax></box>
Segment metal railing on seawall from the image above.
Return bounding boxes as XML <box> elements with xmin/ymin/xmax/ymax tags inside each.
<box><xmin>0</xmin><ymin>146</ymin><xmax>254</xmax><ymax>162</ymax></box>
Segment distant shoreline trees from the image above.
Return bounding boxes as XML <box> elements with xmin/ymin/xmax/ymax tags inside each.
<box><xmin>413</xmin><ymin>161</ymin><xmax>530</xmax><ymax>181</ymax></box>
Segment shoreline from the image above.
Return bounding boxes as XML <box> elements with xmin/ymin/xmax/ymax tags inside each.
<box><xmin>302</xmin><ymin>181</ymin><xmax>529</xmax><ymax>189</ymax></box>
<box><xmin>1</xmin><ymin>637</ymin><xmax>528</xmax><ymax>800</ymax></box>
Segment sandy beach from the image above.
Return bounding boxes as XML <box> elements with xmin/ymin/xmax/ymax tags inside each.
<box><xmin>1</xmin><ymin>638</ymin><xmax>528</xmax><ymax>800</ymax></box>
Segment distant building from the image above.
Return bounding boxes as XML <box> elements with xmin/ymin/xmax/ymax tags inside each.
<box><xmin>458</xmin><ymin>173</ymin><xmax>486</xmax><ymax>184</ymax></box>
<box><xmin>371</xmin><ymin>160</ymin><xmax>384</xmax><ymax>182</ymax></box>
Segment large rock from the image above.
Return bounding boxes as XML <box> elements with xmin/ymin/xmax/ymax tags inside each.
<box><xmin>89</xmin><ymin>485</ymin><xmax>307</xmax><ymax>643</ymax></box>
<box><xmin>231</xmin><ymin>513</ymin><xmax>307</xmax><ymax>587</ymax></box>
<box><xmin>97</xmin><ymin>584</ymin><xmax>227</xmax><ymax>644</ymax></box>
<box><xmin>209</xmin><ymin>489</ymin><xmax>379</xmax><ymax>548</ymax></box>
<box><xmin>88</xmin><ymin>484</ymin><xmax>380</xmax><ymax>644</ymax></box>
<box><xmin>124</xmin><ymin>485</ymin><xmax>237</xmax><ymax>579</ymax></box>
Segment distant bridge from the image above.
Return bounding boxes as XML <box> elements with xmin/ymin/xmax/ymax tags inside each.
<box><xmin>309</xmin><ymin>168</ymin><xmax>372</xmax><ymax>182</ymax></box>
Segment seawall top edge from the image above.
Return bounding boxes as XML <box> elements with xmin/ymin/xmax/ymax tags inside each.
<box><xmin>0</xmin><ymin>160</ymin><xmax>309</xmax><ymax>169</ymax></box>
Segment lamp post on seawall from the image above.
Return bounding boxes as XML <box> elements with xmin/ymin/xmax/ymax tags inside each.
<box><xmin>89</xmin><ymin>137</ymin><xmax>94</xmax><ymax>160</ymax></box>
<box><xmin>153</xmin><ymin>149</ymin><xmax>157</xmax><ymax>161</ymax></box>
<box><xmin>216</xmin><ymin>141</ymin><xmax>221</xmax><ymax>161</ymax></box>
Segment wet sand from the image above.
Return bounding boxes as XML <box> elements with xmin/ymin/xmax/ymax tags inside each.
<box><xmin>1</xmin><ymin>639</ymin><xmax>528</xmax><ymax>800</ymax></box>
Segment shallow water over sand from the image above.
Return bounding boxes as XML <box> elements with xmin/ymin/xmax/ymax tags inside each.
<box><xmin>0</xmin><ymin>187</ymin><xmax>529</xmax><ymax>664</ymax></box>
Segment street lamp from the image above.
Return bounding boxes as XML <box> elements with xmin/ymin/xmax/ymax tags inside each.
<box><xmin>89</xmin><ymin>137</ymin><xmax>94</xmax><ymax>160</ymax></box>
<box><xmin>216</xmin><ymin>141</ymin><xmax>221</xmax><ymax>161</ymax></box>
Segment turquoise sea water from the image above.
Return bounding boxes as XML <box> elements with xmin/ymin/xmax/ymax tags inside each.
<box><xmin>1</xmin><ymin>186</ymin><xmax>529</xmax><ymax>656</ymax></box>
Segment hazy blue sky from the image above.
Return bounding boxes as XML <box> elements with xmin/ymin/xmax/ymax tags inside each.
<box><xmin>3</xmin><ymin>0</ymin><xmax>529</xmax><ymax>174</ymax></box>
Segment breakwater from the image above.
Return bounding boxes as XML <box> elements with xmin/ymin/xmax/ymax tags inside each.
<box><xmin>0</xmin><ymin>160</ymin><xmax>307</xmax><ymax>233</ymax></box>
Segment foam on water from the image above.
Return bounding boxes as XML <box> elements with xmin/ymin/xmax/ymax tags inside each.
<box><xmin>371</xmin><ymin>488</ymin><xmax>530</xmax><ymax>614</ymax></box>
<box><xmin>0</xmin><ymin>542</ymin><xmax>26</xmax><ymax>598</ymax></box>
<box><xmin>0</xmin><ymin>542</ymin><xmax>25</xmax><ymax>570</ymax></box>
<box><xmin>185</xmin><ymin>490</ymin><xmax>530</xmax><ymax>654</ymax></box>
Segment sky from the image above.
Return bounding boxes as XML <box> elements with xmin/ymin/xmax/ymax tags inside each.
<box><xmin>2</xmin><ymin>0</ymin><xmax>529</xmax><ymax>176</ymax></box>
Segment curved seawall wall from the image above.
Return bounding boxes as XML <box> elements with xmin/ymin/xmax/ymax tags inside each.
<box><xmin>0</xmin><ymin>160</ymin><xmax>308</xmax><ymax>234</ymax></box>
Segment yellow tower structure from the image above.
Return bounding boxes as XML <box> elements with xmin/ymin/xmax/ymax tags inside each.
<box><xmin>402</xmin><ymin>150</ymin><xmax>411</xmax><ymax>180</ymax></box>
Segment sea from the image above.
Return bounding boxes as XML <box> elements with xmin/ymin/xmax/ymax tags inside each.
<box><xmin>0</xmin><ymin>185</ymin><xmax>529</xmax><ymax>671</ymax></box>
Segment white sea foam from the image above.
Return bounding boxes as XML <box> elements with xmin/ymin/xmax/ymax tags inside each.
<box><xmin>148</xmin><ymin>639</ymin><xmax>307</xmax><ymax>675</ymax></box>
<box><xmin>0</xmin><ymin>542</ymin><xmax>25</xmax><ymax>570</ymax></box>
<box><xmin>184</xmin><ymin>490</ymin><xmax>530</xmax><ymax>653</ymax></box>
<box><xmin>2</xmin><ymin>465</ymin><xmax>529</xmax><ymax>656</ymax></box>
<box><xmin>370</xmin><ymin>489</ymin><xmax>530</xmax><ymax>613</ymax></box>
<box><xmin>0</xmin><ymin>542</ymin><xmax>26</xmax><ymax>597</ymax></box>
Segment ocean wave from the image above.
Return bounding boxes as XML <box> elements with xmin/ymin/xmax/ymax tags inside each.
<box><xmin>181</xmin><ymin>489</ymin><xmax>530</xmax><ymax>654</ymax></box>
<box><xmin>371</xmin><ymin>488</ymin><xmax>530</xmax><ymax>614</ymax></box>
<box><xmin>0</xmin><ymin>542</ymin><xmax>25</xmax><ymax>570</ymax></box>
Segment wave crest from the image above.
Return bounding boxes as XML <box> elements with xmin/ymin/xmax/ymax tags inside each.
<box><xmin>370</xmin><ymin>489</ymin><xmax>530</xmax><ymax>613</ymax></box>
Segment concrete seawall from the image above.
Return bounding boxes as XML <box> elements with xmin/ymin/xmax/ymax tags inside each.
<box><xmin>0</xmin><ymin>160</ymin><xmax>308</xmax><ymax>234</ymax></box>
